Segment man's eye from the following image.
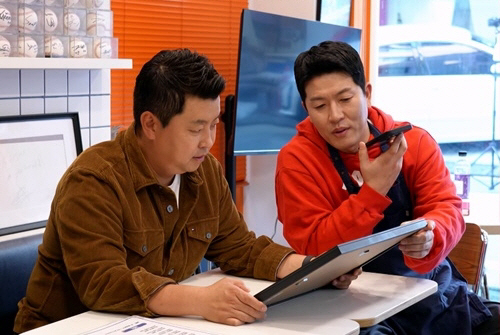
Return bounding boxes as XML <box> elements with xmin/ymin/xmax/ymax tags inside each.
<box><xmin>314</xmin><ymin>104</ymin><xmax>325</xmax><ymax>109</ymax></box>
<box><xmin>340</xmin><ymin>97</ymin><xmax>352</xmax><ymax>102</ymax></box>
<box><xmin>190</xmin><ymin>129</ymin><xmax>202</xmax><ymax>134</ymax></box>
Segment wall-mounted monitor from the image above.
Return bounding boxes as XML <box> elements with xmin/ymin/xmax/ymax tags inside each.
<box><xmin>232</xmin><ymin>9</ymin><xmax>361</xmax><ymax>155</ymax></box>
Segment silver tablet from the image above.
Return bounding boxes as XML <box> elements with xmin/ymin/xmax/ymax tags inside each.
<box><xmin>255</xmin><ymin>219</ymin><xmax>428</xmax><ymax>306</ymax></box>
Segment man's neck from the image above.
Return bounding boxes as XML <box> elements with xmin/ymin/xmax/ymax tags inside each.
<box><xmin>136</xmin><ymin>131</ymin><xmax>175</xmax><ymax>188</ymax></box>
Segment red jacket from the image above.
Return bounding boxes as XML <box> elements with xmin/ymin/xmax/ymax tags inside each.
<box><xmin>275</xmin><ymin>106</ymin><xmax>465</xmax><ymax>274</ymax></box>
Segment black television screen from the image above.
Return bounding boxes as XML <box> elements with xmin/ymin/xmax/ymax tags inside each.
<box><xmin>233</xmin><ymin>9</ymin><xmax>361</xmax><ymax>155</ymax></box>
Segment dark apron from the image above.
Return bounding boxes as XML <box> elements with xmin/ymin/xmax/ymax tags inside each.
<box><xmin>327</xmin><ymin>123</ymin><xmax>491</xmax><ymax>335</ymax></box>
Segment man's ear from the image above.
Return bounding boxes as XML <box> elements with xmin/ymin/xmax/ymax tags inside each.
<box><xmin>364</xmin><ymin>82</ymin><xmax>372</xmax><ymax>107</ymax></box>
<box><xmin>140</xmin><ymin>111</ymin><xmax>157</xmax><ymax>140</ymax></box>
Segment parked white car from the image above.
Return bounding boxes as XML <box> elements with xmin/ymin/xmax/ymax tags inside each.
<box><xmin>373</xmin><ymin>24</ymin><xmax>497</xmax><ymax>143</ymax></box>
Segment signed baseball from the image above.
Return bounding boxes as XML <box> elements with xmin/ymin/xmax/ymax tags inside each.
<box><xmin>93</xmin><ymin>38</ymin><xmax>111</xmax><ymax>58</ymax></box>
<box><xmin>69</xmin><ymin>38</ymin><xmax>87</xmax><ymax>58</ymax></box>
<box><xmin>64</xmin><ymin>12</ymin><xmax>80</xmax><ymax>32</ymax></box>
<box><xmin>65</xmin><ymin>0</ymin><xmax>81</xmax><ymax>7</ymax></box>
<box><xmin>44</xmin><ymin>36</ymin><xmax>64</xmax><ymax>57</ymax></box>
<box><xmin>0</xmin><ymin>35</ymin><xmax>11</xmax><ymax>57</ymax></box>
<box><xmin>0</xmin><ymin>5</ymin><xmax>11</xmax><ymax>32</ymax></box>
<box><xmin>86</xmin><ymin>0</ymin><xmax>105</xmax><ymax>8</ymax></box>
<box><xmin>18</xmin><ymin>7</ymin><xmax>38</xmax><ymax>33</ymax></box>
<box><xmin>86</xmin><ymin>11</ymin><xmax>108</xmax><ymax>36</ymax></box>
<box><xmin>18</xmin><ymin>36</ymin><xmax>38</xmax><ymax>57</ymax></box>
<box><xmin>44</xmin><ymin>8</ymin><xmax>58</xmax><ymax>33</ymax></box>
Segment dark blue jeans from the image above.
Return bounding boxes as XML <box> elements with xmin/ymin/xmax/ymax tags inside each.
<box><xmin>359</xmin><ymin>300</ymin><xmax>499</xmax><ymax>335</ymax></box>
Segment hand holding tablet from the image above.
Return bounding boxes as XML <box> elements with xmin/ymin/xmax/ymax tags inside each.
<box><xmin>254</xmin><ymin>218</ymin><xmax>427</xmax><ymax>306</ymax></box>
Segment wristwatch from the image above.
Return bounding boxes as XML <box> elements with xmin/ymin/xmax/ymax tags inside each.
<box><xmin>302</xmin><ymin>255</ymin><xmax>314</xmax><ymax>267</ymax></box>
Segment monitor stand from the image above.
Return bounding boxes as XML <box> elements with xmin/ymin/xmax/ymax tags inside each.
<box><xmin>222</xmin><ymin>94</ymin><xmax>237</xmax><ymax>200</ymax></box>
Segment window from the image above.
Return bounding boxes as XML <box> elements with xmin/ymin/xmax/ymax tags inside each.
<box><xmin>375</xmin><ymin>0</ymin><xmax>500</xmax><ymax>302</ymax></box>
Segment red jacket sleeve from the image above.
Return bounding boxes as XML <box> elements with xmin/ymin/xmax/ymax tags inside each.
<box><xmin>275</xmin><ymin>158</ymin><xmax>392</xmax><ymax>255</ymax></box>
<box><xmin>275</xmin><ymin>128</ymin><xmax>464</xmax><ymax>274</ymax></box>
<box><xmin>402</xmin><ymin>131</ymin><xmax>465</xmax><ymax>273</ymax></box>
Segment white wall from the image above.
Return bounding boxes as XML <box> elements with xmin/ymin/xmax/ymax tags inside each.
<box><xmin>0</xmin><ymin>68</ymin><xmax>112</xmax><ymax>149</ymax></box>
<box><xmin>248</xmin><ymin>0</ymin><xmax>316</xmax><ymax>20</ymax></box>
<box><xmin>244</xmin><ymin>0</ymin><xmax>316</xmax><ymax>246</ymax></box>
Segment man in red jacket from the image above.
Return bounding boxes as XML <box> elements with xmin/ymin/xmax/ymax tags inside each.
<box><xmin>275</xmin><ymin>41</ymin><xmax>499</xmax><ymax>334</ymax></box>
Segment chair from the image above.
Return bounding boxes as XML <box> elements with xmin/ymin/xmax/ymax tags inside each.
<box><xmin>0</xmin><ymin>233</ymin><xmax>43</xmax><ymax>335</ymax></box>
<box><xmin>448</xmin><ymin>222</ymin><xmax>489</xmax><ymax>299</ymax></box>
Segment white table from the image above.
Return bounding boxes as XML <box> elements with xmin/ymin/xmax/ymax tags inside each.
<box><xmin>22</xmin><ymin>270</ymin><xmax>437</xmax><ymax>335</ymax></box>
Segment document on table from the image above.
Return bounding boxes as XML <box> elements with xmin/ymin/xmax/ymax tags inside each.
<box><xmin>80</xmin><ymin>315</ymin><xmax>216</xmax><ymax>335</ymax></box>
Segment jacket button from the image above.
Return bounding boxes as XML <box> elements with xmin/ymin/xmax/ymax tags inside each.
<box><xmin>168</xmin><ymin>268</ymin><xmax>175</xmax><ymax>276</ymax></box>
<box><xmin>205</xmin><ymin>232</ymin><xmax>212</xmax><ymax>239</ymax></box>
<box><xmin>142</xmin><ymin>245</ymin><xmax>147</xmax><ymax>253</ymax></box>
<box><xmin>166</xmin><ymin>205</ymin><xmax>174</xmax><ymax>213</ymax></box>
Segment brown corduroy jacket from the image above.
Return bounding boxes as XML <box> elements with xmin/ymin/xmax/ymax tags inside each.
<box><xmin>14</xmin><ymin>124</ymin><xmax>293</xmax><ymax>333</ymax></box>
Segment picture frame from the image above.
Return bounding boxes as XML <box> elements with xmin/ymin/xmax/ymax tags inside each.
<box><xmin>0</xmin><ymin>113</ymin><xmax>83</xmax><ymax>236</ymax></box>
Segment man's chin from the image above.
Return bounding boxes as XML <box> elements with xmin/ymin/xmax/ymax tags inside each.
<box><xmin>328</xmin><ymin>140</ymin><xmax>358</xmax><ymax>154</ymax></box>
<box><xmin>186</xmin><ymin>160</ymin><xmax>204</xmax><ymax>172</ymax></box>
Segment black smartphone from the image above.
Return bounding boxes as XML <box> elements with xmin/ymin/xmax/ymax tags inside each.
<box><xmin>365</xmin><ymin>124</ymin><xmax>413</xmax><ymax>148</ymax></box>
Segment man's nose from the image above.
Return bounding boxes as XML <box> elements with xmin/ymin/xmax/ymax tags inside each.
<box><xmin>200</xmin><ymin>129</ymin><xmax>215</xmax><ymax>149</ymax></box>
<box><xmin>328</xmin><ymin>103</ymin><xmax>344</xmax><ymax>123</ymax></box>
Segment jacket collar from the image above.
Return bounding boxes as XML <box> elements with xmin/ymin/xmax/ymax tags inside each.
<box><xmin>120</xmin><ymin>123</ymin><xmax>203</xmax><ymax>192</ymax></box>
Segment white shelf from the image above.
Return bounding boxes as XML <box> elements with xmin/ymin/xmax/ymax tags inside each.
<box><xmin>0</xmin><ymin>57</ymin><xmax>133</xmax><ymax>69</ymax></box>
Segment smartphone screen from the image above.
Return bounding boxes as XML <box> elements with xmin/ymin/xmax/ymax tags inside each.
<box><xmin>365</xmin><ymin>124</ymin><xmax>412</xmax><ymax>148</ymax></box>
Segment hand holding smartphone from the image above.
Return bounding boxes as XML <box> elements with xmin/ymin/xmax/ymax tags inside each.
<box><xmin>365</xmin><ymin>123</ymin><xmax>412</xmax><ymax>148</ymax></box>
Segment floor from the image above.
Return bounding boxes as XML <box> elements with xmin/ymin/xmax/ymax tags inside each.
<box><xmin>441</xmin><ymin>140</ymin><xmax>500</xmax><ymax>301</ymax></box>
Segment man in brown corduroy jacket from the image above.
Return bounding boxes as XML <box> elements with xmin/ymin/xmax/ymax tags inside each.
<box><xmin>14</xmin><ymin>49</ymin><xmax>360</xmax><ymax>333</ymax></box>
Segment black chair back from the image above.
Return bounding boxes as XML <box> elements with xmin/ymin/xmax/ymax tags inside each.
<box><xmin>0</xmin><ymin>233</ymin><xmax>43</xmax><ymax>335</ymax></box>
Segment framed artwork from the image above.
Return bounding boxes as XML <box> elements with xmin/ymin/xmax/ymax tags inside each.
<box><xmin>0</xmin><ymin>113</ymin><xmax>82</xmax><ymax>236</ymax></box>
<box><xmin>317</xmin><ymin>0</ymin><xmax>352</xmax><ymax>26</ymax></box>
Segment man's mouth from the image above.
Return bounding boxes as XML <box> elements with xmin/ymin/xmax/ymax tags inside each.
<box><xmin>333</xmin><ymin>127</ymin><xmax>349</xmax><ymax>135</ymax></box>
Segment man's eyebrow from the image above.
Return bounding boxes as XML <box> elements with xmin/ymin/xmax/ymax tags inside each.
<box><xmin>190</xmin><ymin>113</ymin><xmax>221</xmax><ymax>125</ymax></box>
<box><xmin>190</xmin><ymin>119</ymin><xmax>208</xmax><ymax>125</ymax></box>
<box><xmin>308</xmin><ymin>87</ymin><xmax>354</xmax><ymax>102</ymax></box>
<box><xmin>335</xmin><ymin>87</ymin><xmax>354</xmax><ymax>96</ymax></box>
<box><xmin>309</xmin><ymin>96</ymin><xmax>326</xmax><ymax>102</ymax></box>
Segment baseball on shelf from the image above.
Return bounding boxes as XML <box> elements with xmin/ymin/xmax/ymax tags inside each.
<box><xmin>70</xmin><ymin>38</ymin><xmax>87</xmax><ymax>58</ymax></box>
<box><xmin>86</xmin><ymin>11</ymin><xmax>107</xmax><ymax>36</ymax></box>
<box><xmin>64</xmin><ymin>12</ymin><xmax>81</xmax><ymax>32</ymax></box>
<box><xmin>18</xmin><ymin>7</ymin><xmax>38</xmax><ymax>33</ymax></box>
<box><xmin>65</xmin><ymin>0</ymin><xmax>80</xmax><ymax>7</ymax></box>
<box><xmin>18</xmin><ymin>36</ymin><xmax>38</xmax><ymax>57</ymax></box>
<box><xmin>93</xmin><ymin>38</ymin><xmax>111</xmax><ymax>58</ymax></box>
<box><xmin>0</xmin><ymin>5</ymin><xmax>11</xmax><ymax>32</ymax></box>
<box><xmin>86</xmin><ymin>0</ymin><xmax>105</xmax><ymax>8</ymax></box>
<box><xmin>44</xmin><ymin>36</ymin><xmax>64</xmax><ymax>57</ymax></box>
<box><xmin>0</xmin><ymin>35</ymin><xmax>11</xmax><ymax>57</ymax></box>
<box><xmin>44</xmin><ymin>8</ymin><xmax>58</xmax><ymax>33</ymax></box>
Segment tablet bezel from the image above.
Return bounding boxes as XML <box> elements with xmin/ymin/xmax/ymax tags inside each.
<box><xmin>255</xmin><ymin>219</ymin><xmax>428</xmax><ymax>306</ymax></box>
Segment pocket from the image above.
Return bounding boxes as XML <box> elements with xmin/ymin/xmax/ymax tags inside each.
<box><xmin>186</xmin><ymin>217</ymin><xmax>218</xmax><ymax>243</ymax></box>
<box><xmin>185</xmin><ymin>217</ymin><xmax>219</xmax><ymax>265</ymax></box>
<box><xmin>123</xmin><ymin>229</ymin><xmax>164</xmax><ymax>257</ymax></box>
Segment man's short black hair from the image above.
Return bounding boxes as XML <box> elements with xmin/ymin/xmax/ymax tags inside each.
<box><xmin>133</xmin><ymin>49</ymin><xmax>226</xmax><ymax>129</ymax></box>
<box><xmin>294</xmin><ymin>41</ymin><xmax>366</xmax><ymax>101</ymax></box>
